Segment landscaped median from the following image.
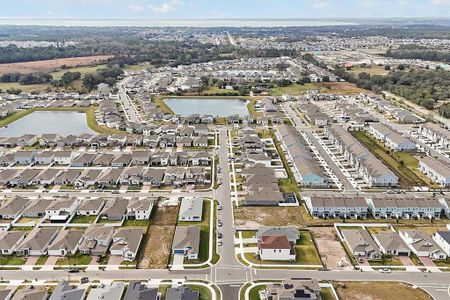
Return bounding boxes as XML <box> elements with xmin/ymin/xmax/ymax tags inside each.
<box><xmin>0</xmin><ymin>106</ymin><xmax>123</xmax><ymax>135</ymax></box>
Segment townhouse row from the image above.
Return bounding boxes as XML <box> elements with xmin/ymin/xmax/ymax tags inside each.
<box><xmin>304</xmin><ymin>193</ymin><xmax>449</xmax><ymax>220</ymax></box>
<box><xmin>325</xmin><ymin>124</ymin><xmax>399</xmax><ymax>187</ymax></box>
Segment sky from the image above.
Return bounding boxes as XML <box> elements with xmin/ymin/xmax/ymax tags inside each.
<box><xmin>0</xmin><ymin>0</ymin><xmax>450</xmax><ymax>19</ymax></box>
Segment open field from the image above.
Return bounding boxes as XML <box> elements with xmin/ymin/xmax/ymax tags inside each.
<box><xmin>334</xmin><ymin>281</ymin><xmax>432</xmax><ymax>300</ymax></box>
<box><xmin>349</xmin><ymin>64</ymin><xmax>389</xmax><ymax>76</ymax></box>
<box><xmin>0</xmin><ymin>55</ymin><xmax>112</xmax><ymax>75</ymax></box>
<box><xmin>270</xmin><ymin>82</ymin><xmax>365</xmax><ymax>96</ymax></box>
<box><xmin>51</xmin><ymin>64</ymin><xmax>106</xmax><ymax>80</ymax></box>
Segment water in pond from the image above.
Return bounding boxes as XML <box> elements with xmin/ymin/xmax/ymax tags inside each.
<box><xmin>0</xmin><ymin>111</ymin><xmax>95</xmax><ymax>136</ymax></box>
<box><xmin>164</xmin><ymin>98</ymin><xmax>249</xmax><ymax>117</ymax></box>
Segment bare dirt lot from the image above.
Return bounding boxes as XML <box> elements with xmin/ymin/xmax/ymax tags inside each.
<box><xmin>137</xmin><ymin>204</ymin><xmax>178</xmax><ymax>269</ymax></box>
<box><xmin>335</xmin><ymin>282</ymin><xmax>432</xmax><ymax>300</ymax></box>
<box><xmin>309</xmin><ymin>227</ymin><xmax>352</xmax><ymax>270</ymax></box>
<box><xmin>234</xmin><ymin>206</ymin><xmax>305</xmax><ymax>228</ymax></box>
<box><xmin>0</xmin><ymin>55</ymin><xmax>112</xmax><ymax>74</ymax></box>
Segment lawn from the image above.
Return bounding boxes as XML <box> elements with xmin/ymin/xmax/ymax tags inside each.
<box><xmin>434</xmin><ymin>258</ymin><xmax>450</xmax><ymax>268</ymax></box>
<box><xmin>35</xmin><ymin>256</ymin><xmax>49</xmax><ymax>265</ymax></box>
<box><xmin>123</xmin><ymin>63</ymin><xmax>150</xmax><ymax>72</ymax></box>
<box><xmin>349</xmin><ymin>64</ymin><xmax>389</xmax><ymax>76</ymax></box>
<box><xmin>202</xmin><ymin>86</ymin><xmax>239</xmax><ymax>96</ymax></box>
<box><xmin>0</xmin><ymin>256</ymin><xmax>26</xmax><ymax>266</ymax></box>
<box><xmin>56</xmin><ymin>254</ymin><xmax>92</xmax><ymax>266</ymax></box>
<box><xmin>186</xmin><ymin>285</ymin><xmax>212</xmax><ymax>300</ymax></box>
<box><xmin>320</xmin><ymin>288</ymin><xmax>336</xmax><ymax>300</ymax></box>
<box><xmin>368</xmin><ymin>255</ymin><xmax>403</xmax><ymax>266</ymax></box>
<box><xmin>70</xmin><ymin>215</ymin><xmax>97</xmax><ymax>224</ymax></box>
<box><xmin>51</xmin><ymin>64</ymin><xmax>106</xmax><ymax>80</ymax></box>
<box><xmin>335</xmin><ymin>281</ymin><xmax>433</xmax><ymax>300</ymax></box>
<box><xmin>123</xmin><ymin>219</ymin><xmax>150</xmax><ymax>227</ymax></box>
<box><xmin>270</xmin><ymin>83</ymin><xmax>317</xmax><ymax>96</ymax></box>
<box><xmin>153</xmin><ymin>96</ymin><xmax>175</xmax><ymax>114</ymax></box>
<box><xmin>248</xmin><ymin>285</ymin><xmax>266</xmax><ymax>300</ymax></box>
<box><xmin>352</xmin><ymin>131</ymin><xmax>427</xmax><ymax>188</ymax></box>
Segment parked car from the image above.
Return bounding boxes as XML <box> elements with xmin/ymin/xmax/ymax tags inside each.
<box><xmin>379</xmin><ymin>268</ymin><xmax>391</xmax><ymax>274</ymax></box>
<box><xmin>217</xmin><ymin>240</ymin><xmax>223</xmax><ymax>246</ymax></box>
<box><xmin>217</xmin><ymin>205</ymin><xmax>222</xmax><ymax>211</ymax></box>
<box><xmin>217</xmin><ymin>220</ymin><xmax>223</xmax><ymax>227</ymax></box>
<box><xmin>80</xmin><ymin>277</ymin><xmax>89</xmax><ymax>283</ymax></box>
<box><xmin>217</xmin><ymin>232</ymin><xmax>223</xmax><ymax>239</ymax></box>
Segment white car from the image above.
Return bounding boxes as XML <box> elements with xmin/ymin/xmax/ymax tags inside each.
<box><xmin>379</xmin><ymin>268</ymin><xmax>391</xmax><ymax>274</ymax></box>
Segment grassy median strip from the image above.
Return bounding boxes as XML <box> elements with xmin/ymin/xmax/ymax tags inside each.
<box><xmin>352</xmin><ymin>131</ymin><xmax>427</xmax><ymax>188</ymax></box>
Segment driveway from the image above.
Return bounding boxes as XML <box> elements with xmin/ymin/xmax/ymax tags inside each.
<box><xmin>105</xmin><ymin>256</ymin><xmax>123</xmax><ymax>271</ymax></box>
<box><xmin>86</xmin><ymin>256</ymin><xmax>99</xmax><ymax>271</ymax></box>
<box><xmin>419</xmin><ymin>256</ymin><xmax>436</xmax><ymax>267</ymax></box>
<box><xmin>398</xmin><ymin>256</ymin><xmax>414</xmax><ymax>266</ymax></box>
<box><xmin>171</xmin><ymin>253</ymin><xmax>184</xmax><ymax>270</ymax></box>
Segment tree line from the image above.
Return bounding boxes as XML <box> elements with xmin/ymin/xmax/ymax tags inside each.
<box><xmin>333</xmin><ymin>67</ymin><xmax>450</xmax><ymax>113</ymax></box>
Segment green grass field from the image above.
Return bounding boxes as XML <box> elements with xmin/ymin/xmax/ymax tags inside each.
<box><xmin>70</xmin><ymin>215</ymin><xmax>97</xmax><ymax>224</ymax></box>
<box><xmin>349</xmin><ymin>65</ymin><xmax>389</xmax><ymax>76</ymax></box>
<box><xmin>353</xmin><ymin>131</ymin><xmax>427</xmax><ymax>188</ymax></box>
<box><xmin>270</xmin><ymin>83</ymin><xmax>316</xmax><ymax>96</ymax></box>
<box><xmin>56</xmin><ymin>254</ymin><xmax>91</xmax><ymax>266</ymax></box>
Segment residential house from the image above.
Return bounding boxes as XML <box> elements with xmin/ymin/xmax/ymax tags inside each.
<box><xmin>22</xmin><ymin>199</ymin><xmax>52</xmax><ymax>218</ymax></box>
<box><xmin>79</xmin><ymin>224</ymin><xmax>114</xmax><ymax>255</ymax></box>
<box><xmin>53</xmin><ymin>151</ymin><xmax>74</xmax><ymax>165</ymax></box>
<box><xmin>399</xmin><ymin>230</ymin><xmax>447</xmax><ymax>259</ymax></box>
<box><xmin>433</xmin><ymin>231</ymin><xmax>450</xmax><ymax>257</ymax></box>
<box><xmin>372</xmin><ymin>232</ymin><xmax>411</xmax><ymax>256</ymax></box>
<box><xmin>109</xmin><ymin>228</ymin><xmax>143</xmax><ymax>261</ymax></box>
<box><xmin>0</xmin><ymin>196</ymin><xmax>29</xmax><ymax>220</ymax></box>
<box><xmin>141</xmin><ymin>168</ymin><xmax>165</xmax><ymax>186</ymax></box>
<box><xmin>126</xmin><ymin>198</ymin><xmax>153</xmax><ymax>220</ymax></box>
<box><xmin>86</xmin><ymin>282</ymin><xmax>125</xmax><ymax>300</ymax></box>
<box><xmin>34</xmin><ymin>151</ymin><xmax>54</xmax><ymax>165</ymax></box>
<box><xmin>0</xmin><ymin>231</ymin><xmax>26</xmax><ymax>255</ymax></box>
<box><xmin>303</xmin><ymin>193</ymin><xmax>368</xmax><ymax>219</ymax></box>
<box><xmin>166</xmin><ymin>287</ymin><xmax>199</xmax><ymax>300</ymax></box>
<box><xmin>101</xmin><ymin>198</ymin><xmax>128</xmax><ymax>221</ymax></box>
<box><xmin>49</xmin><ymin>281</ymin><xmax>86</xmax><ymax>300</ymax></box>
<box><xmin>418</xmin><ymin>156</ymin><xmax>450</xmax><ymax>188</ymax></box>
<box><xmin>123</xmin><ymin>282</ymin><xmax>158</xmax><ymax>300</ymax></box>
<box><xmin>14</xmin><ymin>150</ymin><xmax>35</xmax><ymax>165</ymax></box>
<box><xmin>47</xmin><ymin>229</ymin><xmax>84</xmax><ymax>256</ymax></box>
<box><xmin>172</xmin><ymin>225</ymin><xmax>201</xmax><ymax>260</ymax></box>
<box><xmin>45</xmin><ymin>198</ymin><xmax>78</xmax><ymax>222</ymax></box>
<box><xmin>264</xmin><ymin>279</ymin><xmax>321</xmax><ymax>300</ymax></box>
<box><xmin>16</xmin><ymin>227</ymin><xmax>59</xmax><ymax>256</ymax></box>
<box><xmin>341</xmin><ymin>229</ymin><xmax>382</xmax><ymax>260</ymax></box>
<box><xmin>179</xmin><ymin>197</ymin><xmax>203</xmax><ymax>222</ymax></box>
<box><xmin>77</xmin><ymin>199</ymin><xmax>105</xmax><ymax>216</ymax></box>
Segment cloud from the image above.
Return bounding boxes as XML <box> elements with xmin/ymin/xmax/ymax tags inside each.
<box><xmin>304</xmin><ymin>0</ymin><xmax>331</xmax><ymax>9</ymax></box>
<box><xmin>148</xmin><ymin>0</ymin><xmax>183</xmax><ymax>13</ymax></box>
<box><xmin>431</xmin><ymin>0</ymin><xmax>450</xmax><ymax>4</ymax></box>
<box><xmin>128</xmin><ymin>4</ymin><xmax>145</xmax><ymax>11</ymax></box>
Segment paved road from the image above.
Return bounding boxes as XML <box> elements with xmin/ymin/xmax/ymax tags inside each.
<box><xmin>214</xmin><ymin>128</ymin><xmax>239</xmax><ymax>267</ymax></box>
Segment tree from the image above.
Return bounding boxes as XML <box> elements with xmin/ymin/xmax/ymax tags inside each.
<box><xmin>398</xmin><ymin>64</ymin><xmax>406</xmax><ymax>70</ymax></box>
<box><xmin>420</xmin><ymin>99</ymin><xmax>435</xmax><ymax>110</ymax></box>
<box><xmin>384</xmin><ymin>65</ymin><xmax>391</xmax><ymax>71</ymax></box>
<box><xmin>322</xmin><ymin>76</ymin><xmax>330</xmax><ymax>82</ymax></box>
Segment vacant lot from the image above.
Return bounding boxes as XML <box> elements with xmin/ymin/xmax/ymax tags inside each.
<box><xmin>270</xmin><ymin>82</ymin><xmax>365</xmax><ymax>96</ymax></box>
<box><xmin>349</xmin><ymin>65</ymin><xmax>389</xmax><ymax>76</ymax></box>
<box><xmin>309</xmin><ymin>227</ymin><xmax>352</xmax><ymax>270</ymax></box>
<box><xmin>137</xmin><ymin>204</ymin><xmax>178</xmax><ymax>269</ymax></box>
<box><xmin>335</xmin><ymin>282</ymin><xmax>432</xmax><ymax>300</ymax></box>
<box><xmin>234</xmin><ymin>206</ymin><xmax>305</xmax><ymax>228</ymax></box>
<box><xmin>0</xmin><ymin>55</ymin><xmax>112</xmax><ymax>74</ymax></box>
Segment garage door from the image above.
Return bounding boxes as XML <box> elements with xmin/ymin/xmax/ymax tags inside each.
<box><xmin>398</xmin><ymin>252</ymin><xmax>409</xmax><ymax>256</ymax></box>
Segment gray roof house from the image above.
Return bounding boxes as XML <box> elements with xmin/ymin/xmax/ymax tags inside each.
<box><xmin>79</xmin><ymin>224</ymin><xmax>114</xmax><ymax>256</ymax></box>
<box><xmin>399</xmin><ymin>230</ymin><xmax>447</xmax><ymax>260</ymax></box>
<box><xmin>266</xmin><ymin>279</ymin><xmax>321</xmax><ymax>300</ymax></box>
<box><xmin>0</xmin><ymin>196</ymin><xmax>29</xmax><ymax>219</ymax></box>
<box><xmin>256</xmin><ymin>226</ymin><xmax>300</xmax><ymax>243</ymax></box>
<box><xmin>101</xmin><ymin>198</ymin><xmax>128</xmax><ymax>221</ymax></box>
<box><xmin>123</xmin><ymin>281</ymin><xmax>158</xmax><ymax>300</ymax></box>
<box><xmin>86</xmin><ymin>282</ymin><xmax>125</xmax><ymax>300</ymax></box>
<box><xmin>16</xmin><ymin>226</ymin><xmax>59</xmax><ymax>256</ymax></box>
<box><xmin>172</xmin><ymin>225</ymin><xmax>201</xmax><ymax>260</ymax></box>
<box><xmin>0</xmin><ymin>231</ymin><xmax>26</xmax><ymax>255</ymax></box>
<box><xmin>341</xmin><ymin>229</ymin><xmax>382</xmax><ymax>260</ymax></box>
<box><xmin>166</xmin><ymin>287</ymin><xmax>199</xmax><ymax>300</ymax></box>
<box><xmin>372</xmin><ymin>232</ymin><xmax>411</xmax><ymax>256</ymax></box>
<box><xmin>178</xmin><ymin>197</ymin><xmax>203</xmax><ymax>222</ymax></box>
<box><xmin>77</xmin><ymin>199</ymin><xmax>105</xmax><ymax>216</ymax></box>
<box><xmin>22</xmin><ymin>199</ymin><xmax>53</xmax><ymax>218</ymax></box>
<box><xmin>11</xmin><ymin>289</ymin><xmax>48</xmax><ymax>300</ymax></box>
<box><xmin>109</xmin><ymin>228</ymin><xmax>143</xmax><ymax>261</ymax></box>
<box><xmin>49</xmin><ymin>281</ymin><xmax>86</xmax><ymax>300</ymax></box>
<box><xmin>47</xmin><ymin>229</ymin><xmax>84</xmax><ymax>256</ymax></box>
